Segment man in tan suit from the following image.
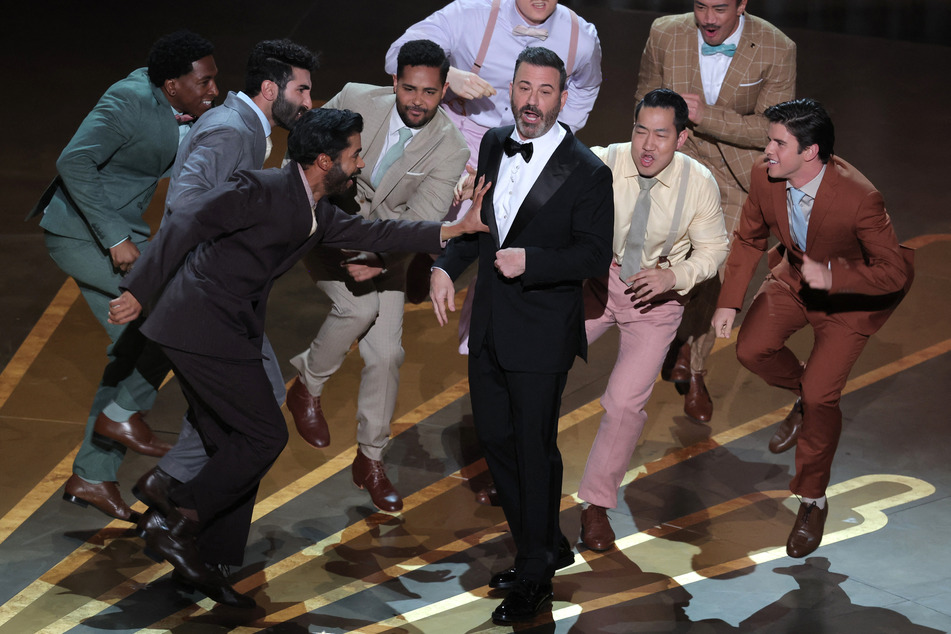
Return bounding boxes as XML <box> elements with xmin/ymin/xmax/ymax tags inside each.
<box><xmin>287</xmin><ymin>40</ymin><xmax>469</xmax><ymax>512</ymax></box>
<box><xmin>635</xmin><ymin>0</ymin><xmax>796</xmax><ymax>422</ymax></box>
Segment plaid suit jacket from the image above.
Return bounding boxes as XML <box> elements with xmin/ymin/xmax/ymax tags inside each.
<box><xmin>635</xmin><ymin>12</ymin><xmax>795</xmax><ymax>192</ymax></box>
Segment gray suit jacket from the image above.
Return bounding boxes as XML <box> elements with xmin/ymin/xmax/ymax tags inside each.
<box><xmin>165</xmin><ymin>92</ymin><xmax>267</xmax><ymax>213</ymax></box>
<box><xmin>320</xmin><ymin>83</ymin><xmax>469</xmax><ymax>288</ymax></box>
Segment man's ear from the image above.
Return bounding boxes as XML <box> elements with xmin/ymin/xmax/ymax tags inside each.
<box><xmin>802</xmin><ymin>143</ymin><xmax>820</xmax><ymax>163</ymax></box>
<box><xmin>260</xmin><ymin>79</ymin><xmax>278</xmax><ymax>102</ymax></box>
<box><xmin>392</xmin><ymin>74</ymin><xmax>399</xmax><ymax>92</ymax></box>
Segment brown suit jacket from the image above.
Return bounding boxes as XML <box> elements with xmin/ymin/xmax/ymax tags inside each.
<box><xmin>717</xmin><ymin>157</ymin><xmax>910</xmax><ymax>336</ymax></box>
<box><xmin>635</xmin><ymin>12</ymin><xmax>796</xmax><ymax>192</ymax></box>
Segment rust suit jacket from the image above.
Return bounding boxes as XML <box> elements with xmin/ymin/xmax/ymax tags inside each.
<box><xmin>717</xmin><ymin>157</ymin><xmax>910</xmax><ymax>336</ymax></box>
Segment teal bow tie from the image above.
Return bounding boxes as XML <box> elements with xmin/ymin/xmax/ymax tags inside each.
<box><xmin>701</xmin><ymin>42</ymin><xmax>737</xmax><ymax>57</ymax></box>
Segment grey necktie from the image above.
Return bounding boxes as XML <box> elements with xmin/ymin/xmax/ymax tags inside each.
<box><xmin>372</xmin><ymin>127</ymin><xmax>412</xmax><ymax>188</ymax></box>
<box><xmin>620</xmin><ymin>176</ymin><xmax>658</xmax><ymax>284</ymax></box>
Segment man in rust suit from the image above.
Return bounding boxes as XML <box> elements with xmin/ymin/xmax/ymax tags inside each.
<box><xmin>713</xmin><ymin>99</ymin><xmax>910</xmax><ymax>558</ymax></box>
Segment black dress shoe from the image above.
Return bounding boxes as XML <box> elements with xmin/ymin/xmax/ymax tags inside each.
<box><xmin>143</xmin><ymin>509</ymin><xmax>255</xmax><ymax>608</ymax></box>
<box><xmin>489</xmin><ymin>537</ymin><xmax>574</xmax><ymax>590</ymax></box>
<box><xmin>133</xmin><ymin>466</ymin><xmax>180</xmax><ymax>516</ymax></box>
<box><xmin>491</xmin><ymin>580</ymin><xmax>553</xmax><ymax>624</ymax></box>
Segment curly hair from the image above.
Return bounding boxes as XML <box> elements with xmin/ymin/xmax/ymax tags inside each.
<box><xmin>147</xmin><ymin>30</ymin><xmax>214</xmax><ymax>87</ymax></box>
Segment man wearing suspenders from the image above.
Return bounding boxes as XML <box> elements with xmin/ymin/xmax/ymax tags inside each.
<box><xmin>386</xmin><ymin>0</ymin><xmax>603</xmax><ymax>311</ymax></box>
<box><xmin>576</xmin><ymin>89</ymin><xmax>728</xmax><ymax>552</ymax></box>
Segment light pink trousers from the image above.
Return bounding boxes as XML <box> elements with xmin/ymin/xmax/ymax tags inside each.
<box><xmin>578</xmin><ymin>263</ymin><xmax>684</xmax><ymax>509</ymax></box>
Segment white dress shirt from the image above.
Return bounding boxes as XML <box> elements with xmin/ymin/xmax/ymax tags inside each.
<box><xmin>698</xmin><ymin>14</ymin><xmax>745</xmax><ymax>105</ymax></box>
<box><xmin>494</xmin><ymin>123</ymin><xmax>565</xmax><ymax>242</ymax></box>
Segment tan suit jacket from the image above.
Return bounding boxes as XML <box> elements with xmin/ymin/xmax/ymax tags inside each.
<box><xmin>321</xmin><ymin>83</ymin><xmax>470</xmax><ymax>288</ymax></box>
<box><xmin>635</xmin><ymin>12</ymin><xmax>796</xmax><ymax>193</ymax></box>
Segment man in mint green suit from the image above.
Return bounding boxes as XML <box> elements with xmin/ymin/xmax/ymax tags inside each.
<box><xmin>28</xmin><ymin>30</ymin><xmax>219</xmax><ymax>522</ymax></box>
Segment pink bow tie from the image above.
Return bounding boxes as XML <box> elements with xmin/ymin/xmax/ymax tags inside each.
<box><xmin>175</xmin><ymin>113</ymin><xmax>195</xmax><ymax>124</ymax></box>
<box><xmin>512</xmin><ymin>25</ymin><xmax>548</xmax><ymax>40</ymax></box>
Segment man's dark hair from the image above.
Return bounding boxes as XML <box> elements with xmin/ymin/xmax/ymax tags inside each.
<box><xmin>147</xmin><ymin>30</ymin><xmax>214</xmax><ymax>87</ymax></box>
<box><xmin>396</xmin><ymin>39</ymin><xmax>450</xmax><ymax>84</ymax></box>
<box><xmin>513</xmin><ymin>46</ymin><xmax>567</xmax><ymax>92</ymax></box>
<box><xmin>635</xmin><ymin>88</ymin><xmax>689</xmax><ymax>134</ymax></box>
<box><xmin>764</xmin><ymin>98</ymin><xmax>835</xmax><ymax>163</ymax></box>
<box><xmin>245</xmin><ymin>39</ymin><xmax>319</xmax><ymax>97</ymax></box>
<box><xmin>288</xmin><ymin>108</ymin><xmax>363</xmax><ymax>166</ymax></box>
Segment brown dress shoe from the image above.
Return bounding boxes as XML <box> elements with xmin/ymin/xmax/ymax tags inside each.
<box><xmin>93</xmin><ymin>412</ymin><xmax>172</xmax><ymax>457</ymax></box>
<box><xmin>352</xmin><ymin>449</ymin><xmax>403</xmax><ymax>512</ymax></box>
<box><xmin>133</xmin><ymin>466</ymin><xmax>181</xmax><ymax>516</ymax></box>
<box><xmin>63</xmin><ymin>474</ymin><xmax>140</xmax><ymax>523</ymax></box>
<box><xmin>287</xmin><ymin>377</ymin><xmax>330</xmax><ymax>448</ymax></box>
<box><xmin>684</xmin><ymin>371</ymin><xmax>713</xmax><ymax>422</ymax></box>
<box><xmin>580</xmin><ymin>504</ymin><xmax>615</xmax><ymax>551</ymax></box>
<box><xmin>786</xmin><ymin>501</ymin><xmax>828</xmax><ymax>558</ymax></box>
<box><xmin>475</xmin><ymin>484</ymin><xmax>500</xmax><ymax>506</ymax></box>
<box><xmin>769</xmin><ymin>399</ymin><xmax>803</xmax><ymax>454</ymax></box>
<box><xmin>667</xmin><ymin>341</ymin><xmax>691</xmax><ymax>383</ymax></box>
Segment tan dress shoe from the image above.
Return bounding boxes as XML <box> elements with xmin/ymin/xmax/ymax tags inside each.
<box><xmin>93</xmin><ymin>412</ymin><xmax>172</xmax><ymax>457</ymax></box>
<box><xmin>769</xmin><ymin>399</ymin><xmax>803</xmax><ymax>454</ymax></box>
<box><xmin>580</xmin><ymin>504</ymin><xmax>615</xmax><ymax>551</ymax></box>
<box><xmin>286</xmin><ymin>377</ymin><xmax>330</xmax><ymax>448</ymax></box>
<box><xmin>684</xmin><ymin>371</ymin><xmax>713</xmax><ymax>422</ymax></box>
<box><xmin>63</xmin><ymin>474</ymin><xmax>139</xmax><ymax>522</ymax></box>
<box><xmin>786</xmin><ymin>501</ymin><xmax>828</xmax><ymax>558</ymax></box>
<box><xmin>352</xmin><ymin>449</ymin><xmax>403</xmax><ymax>512</ymax></box>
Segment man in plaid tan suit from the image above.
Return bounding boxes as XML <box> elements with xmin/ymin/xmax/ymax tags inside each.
<box><xmin>634</xmin><ymin>0</ymin><xmax>795</xmax><ymax>422</ymax></box>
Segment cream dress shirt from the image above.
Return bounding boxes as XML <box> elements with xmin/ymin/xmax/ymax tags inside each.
<box><xmin>589</xmin><ymin>145</ymin><xmax>729</xmax><ymax>294</ymax></box>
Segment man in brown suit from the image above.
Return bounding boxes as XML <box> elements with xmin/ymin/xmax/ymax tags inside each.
<box><xmin>635</xmin><ymin>0</ymin><xmax>796</xmax><ymax>421</ymax></box>
<box><xmin>712</xmin><ymin>99</ymin><xmax>909</xmax><ymax>558</ymax></box>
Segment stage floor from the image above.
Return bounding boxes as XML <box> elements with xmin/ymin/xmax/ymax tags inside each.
<box><xmin>1</xmin><ymin>2</ymin><xmax>949</xmax><ymax>632</ymax></box>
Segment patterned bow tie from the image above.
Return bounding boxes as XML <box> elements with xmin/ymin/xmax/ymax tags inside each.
<box><xmin>174</xmin><ymin>113</ymin><xmax>195</xmax><ymax>125</ymax></box>
<box><xmin>701</xmin><ymin>42</ymin><xmax>737</xmax><ymax>57</ymax></box>
<box><xmin>503</xmin><ymin>137</ymin><xmax>533</xmax><ymax>162</ymax></box>
<box><xmin>513</xmin><ymin>25</ymin><xmax>548</xmax><ymax>40</ymax></box>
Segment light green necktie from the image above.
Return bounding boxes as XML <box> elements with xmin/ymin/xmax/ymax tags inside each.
<box><xmin>372</xmin><ymin>127</ymin><xmax>412</xmax><ymax>188</ymax></box>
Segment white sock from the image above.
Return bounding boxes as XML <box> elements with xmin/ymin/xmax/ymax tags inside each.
<box><xmin>800</xmin><ymin>495</ymin><xmax>826</xmax><ymax>509</ymax></box>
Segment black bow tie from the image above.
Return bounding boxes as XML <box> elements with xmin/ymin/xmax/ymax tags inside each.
<box><xmin>503</xmin><ymin>137</ymin><xmax>533</xmax><ymax>162</ymax></box>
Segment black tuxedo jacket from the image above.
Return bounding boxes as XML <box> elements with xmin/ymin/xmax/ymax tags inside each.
<box><xmin>122</xmin><ymin>161</ymin><xmax>443</xmax><ymax>360</ymax></box>
<box><xmin>436</xmin><ymin>124</ymin><xmax>614</xmax><ymax>373</ymax></box>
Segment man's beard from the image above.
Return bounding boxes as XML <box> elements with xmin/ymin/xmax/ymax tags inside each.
<box><xmin>514</xmin><ymin>103</ymin><xmax>559</xmax><ymax>139</ymax></box>
<box><xmin>326</xmin><ymin>162</ymin><xmax>356</xmax><ymax>196</ymax></box>
<box><xmin>272</xmin><ymin>90</ymin><xmax>305</xmax><ymax>130</ymax></box>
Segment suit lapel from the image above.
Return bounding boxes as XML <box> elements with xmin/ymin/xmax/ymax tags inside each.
<box><xmin>502</xmin><ymin>126</ymin><xmax>577</xmax><ymax>248</ymax></box>
<box><xmin>716</xmin><ymin>19</ymin><xmax>757</xmax><ymax>107</ymax></box>
<box><xmin>804</xmin><ymin>160</ymin><xmax>839</xmax><ymax>253</ymax></box>
<box><xmin>361</xmin><ymin>95</ymin><xmax>393</xmax><ymax>185</ymax></box>
<box><xmin>482</xmin><ymin>128</ymin><xmax>506</xmax><ymax>248</ymax></box>
<box><xmin>229</xmin><ymin>93</ymin><xmax>268</xmax><ymax>167</ymax></box>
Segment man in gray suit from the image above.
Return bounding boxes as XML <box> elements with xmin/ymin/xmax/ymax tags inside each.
<box><xmin>133</xmin><ymin>39</ymin><xmax>317</xmax><ymax>572</ymax></box>
<box><xmin>29</xmin><ymin>30</ymin><xmax>219</xmax><ymax>523</ymax></box>
<box><xmin>286</xmin><ymin>40</ymin><xmax>469</xmax><ymax>512</ymax></box>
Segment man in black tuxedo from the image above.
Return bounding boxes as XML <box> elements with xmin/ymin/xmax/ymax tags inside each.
<box><xmin>108</xmin><ymin>108</ymin><xmax>488</xmax><ymax>608</ymax></box>
<box><xmin>431</xmin><ymin>47</ymin><xmax>614</xmax><ymax>624</ymax></box>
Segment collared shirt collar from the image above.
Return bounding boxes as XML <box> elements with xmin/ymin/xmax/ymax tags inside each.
<box><xmin>236</xmin><ymin>91</ymin><xmax>272</xmax><ymax>137</ymax></box>
<box><xmin>787</xmin><ymin>163</ymin><xmax>827</xmax><ymax>199</ymax></box>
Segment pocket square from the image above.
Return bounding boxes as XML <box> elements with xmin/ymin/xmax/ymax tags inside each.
<box><xmin>739</xmin><ymin>78</ymin><xmax>764</xmax><ymax>87</ymax></box>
